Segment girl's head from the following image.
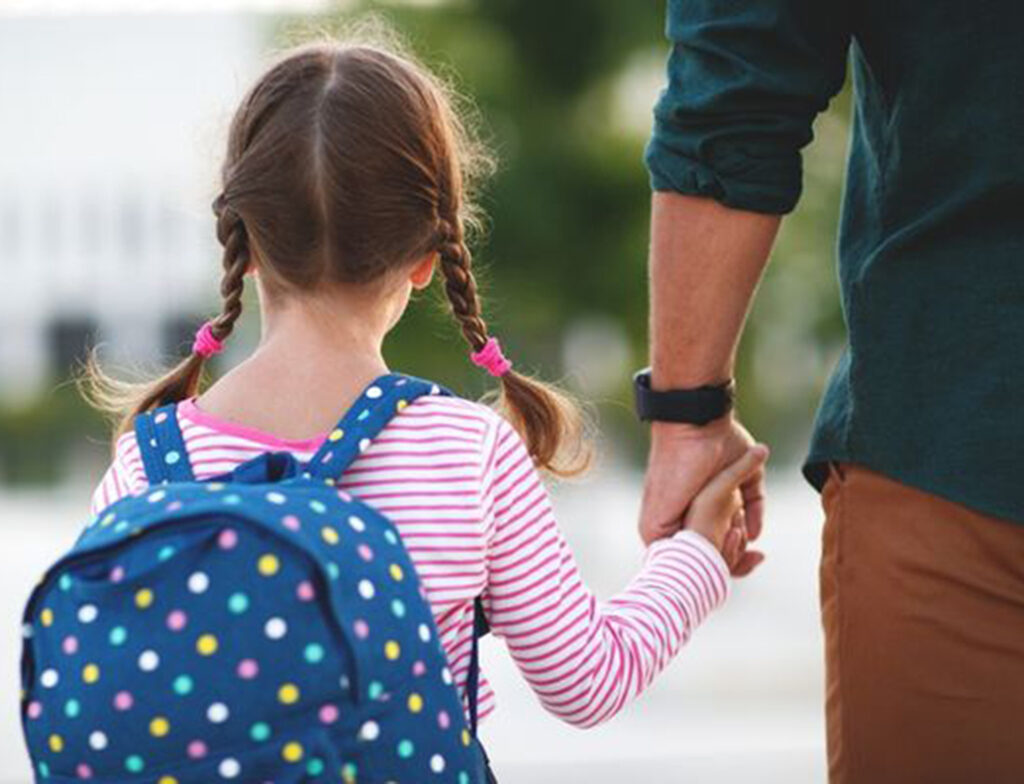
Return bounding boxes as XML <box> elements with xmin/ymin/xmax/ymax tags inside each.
<box><xmin>87</xmin><ymin>37</ymin><xmax>589</xmax><ymax>476</ymax></box>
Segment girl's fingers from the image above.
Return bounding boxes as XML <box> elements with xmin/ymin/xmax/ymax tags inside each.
<box><xmin>700</xmin><ymin>444</ymin><xmax>770</xmax><ymax>504</ymax></box>
<box><xmin>722</xmin><ymin>526</ymin><xmax>743</xmax><ymax>566</ymax></box>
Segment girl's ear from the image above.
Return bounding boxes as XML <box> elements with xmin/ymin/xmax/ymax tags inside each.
<box><xmin>409</xmin><ymin>252</ymin><xmax>437</xmax><ymax>290</ymax></box>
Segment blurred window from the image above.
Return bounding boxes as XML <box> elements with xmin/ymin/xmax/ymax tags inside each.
<box><xmin>48</xmin><ymin>317</ymin><xmax>98</xmax><ymax>379</ymax></box>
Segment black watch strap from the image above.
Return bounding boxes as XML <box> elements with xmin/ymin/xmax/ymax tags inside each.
<box><xmin>633</xmin><ymin>368</ymin><xmax>735</xmax><ymax>425</ymax></box>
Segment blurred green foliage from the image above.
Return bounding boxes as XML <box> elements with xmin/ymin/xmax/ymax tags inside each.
<box><xmin>1</xmin><ymin>0</ymin><xmax>851</xmax><ymax>485</ymax></box>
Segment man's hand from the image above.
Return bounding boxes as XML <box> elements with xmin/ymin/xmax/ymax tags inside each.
<box><xmin>639</xmin><ymin>416</ymin><xmax>767</xmax><ymax>576</ymax></box>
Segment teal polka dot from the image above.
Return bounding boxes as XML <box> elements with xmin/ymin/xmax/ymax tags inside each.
<box><xmin>223</xmin><ymin>494</ymin><xmax>241</xmax><ymax>505</ymax></box>
<box><xmin>38</xmin><ymin>762</ymin><xmax>49</xmax><ymax>778</ymax></box>
<box><xmin>125</xmin><ymin>755</ymin><xmax>144</xmax><ymax>773</ymax></box>
<box><xmin>384</xmin><ymin>530</ymin><xmax>398</xmax><ymax>545</ymax></box>
<box><xmin>63</xmin><ymin>698</ymin><xmax>80</xmax><ymax>718</ymax></box>
<box><xmin>173</xmin><ymin>674</ymin><xmax>194</xmax><ymax>696</ymax></box>
<box><xmin>390</xmin><ymin>599</ymin><xmax>406</xmax><ymax>618</ymax></box>
<box><xmin>109</xmin><ymin>626</ymin><xmax>128</xmax><ymax>646</ymax></box>
<box><xmin>327</xmin><ymin>562</ymin><xmax>340</xmax><ymax>580</ymax></box>
<box><xmin>250</xmin><ymin>721</ymin><xmax>271</xmax><ymax>742</ymax></box>
<box><xmin>304</xmin><ymin>643</ymin><xmax>325</xmax><ymax>664</ymax></box>
<box><xmin>459</xmin><ymin>773</ymin><xmax>470</xmax><ymax>784</ymax></box>
<box><xmin>58</xmin><ymin>574</ymin><xmax>73</xmax><ymax>592</ymax></box>
<box><xmin>306</xmin><ymin>758</ymin><xmax>325</xmax><ymax>776</ymax></box>
<box><xmin>158</xmin><ymin>545</ymin><xmax>176</xmax><ymax>562</ymax></box>
<box><xmin>164</xmin><ymin>450</ymin><xmax>180</xmax><ymax>465</ymax></box>
<box><xmin>397</xmin><ymin>739</ymin><xmax>414</xmax><ymax>759</ymax></box>
<box><xmin>228</xmin><ymin>592</ymin><xmax>250</xmax><ymax>614</ymax></box>
<box><xmin>114</xmin><ymin>521</ymin><xmax>130</xmax><ymax>533</ymax></box>
<box><xmin>368</xmin><ymin>680</ymin><xmax>384</xmax><ymax>700</ymax></box>
<box><xmin>309</xmin><ymin>500</ymin><xmax>327</xmax><ymax>514</ymax></box>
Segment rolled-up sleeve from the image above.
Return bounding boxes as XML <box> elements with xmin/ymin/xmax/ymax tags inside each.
<box><xmin>645</xmin><ymin>0</ymin><xmax>851</xmax><ymax>214</ymax></box>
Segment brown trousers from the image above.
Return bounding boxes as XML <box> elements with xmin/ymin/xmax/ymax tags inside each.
<box><xmin>820</xmin><ymin>463</ymin><xmax>1024</xmax><ymax>784</ymax></box>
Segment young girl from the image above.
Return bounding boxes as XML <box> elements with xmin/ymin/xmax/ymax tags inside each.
<box><xmin>88</xmin><ymin>37</ymin><xmax>764</xmax><ymax>747</ymax></box>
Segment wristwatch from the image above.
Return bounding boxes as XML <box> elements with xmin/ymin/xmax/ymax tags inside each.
<box><xmin>633</xmin><ymin>368</ymin><xmax>735</xmax><ymax>425</ymax></box>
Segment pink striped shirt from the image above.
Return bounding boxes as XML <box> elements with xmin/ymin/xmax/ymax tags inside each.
<box><xmin>91</xmin><ymin>393</ymin><xmax>730</xmax><ymax>727</ymax></box>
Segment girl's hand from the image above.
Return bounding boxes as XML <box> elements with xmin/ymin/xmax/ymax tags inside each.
<box><xmin>682</xmin><ymin>444</ymin><xmax>770</xmax><ymax>575</ymax></box>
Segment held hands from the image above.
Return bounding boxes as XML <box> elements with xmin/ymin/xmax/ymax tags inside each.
<box><xmin>639</xmin><ymin>416</ymin><xmax>768</xmax><ymax>576</ymax></box>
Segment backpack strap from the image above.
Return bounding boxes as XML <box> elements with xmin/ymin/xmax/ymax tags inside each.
<box><xmin>307</xmin><ymin>372</ymin><xmax>451</xmax><ymax>481</ymax></box>
<box><xmin>134</xmin><ymin>403</ymin><xmax>196</xmax><ymax>485</ymax></box>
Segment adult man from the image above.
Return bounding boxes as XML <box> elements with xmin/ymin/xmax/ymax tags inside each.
<box><xmin>636</xmin><ymin>1</ymin><xmax>1024</xmax><ymax>781</ymax></box>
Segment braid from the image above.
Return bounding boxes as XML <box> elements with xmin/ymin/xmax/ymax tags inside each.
<box><xmin>438</xmin><ymin>217</ymin><xmax>488</xmax><ymax>353</ymax></box>
<box><xmin>209</xmin><ymin>193</ymin><xmax>250</xmax><ymax>344</ymax></box>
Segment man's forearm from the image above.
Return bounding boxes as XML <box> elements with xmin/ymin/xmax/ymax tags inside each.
<box><xmin>649</xmin><ymin>192</ymin><xmax>781</xmax><ymax>389</ymax></box>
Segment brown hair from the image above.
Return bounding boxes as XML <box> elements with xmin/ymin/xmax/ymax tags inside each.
<box><xmin>85</xmin><ymin>37</ymin><xmax>590</xmax><ymax>476</ymax></box>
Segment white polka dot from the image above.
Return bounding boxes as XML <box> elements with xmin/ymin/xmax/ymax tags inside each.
<box><xmin>40</xmin><ymin>669</ymin><xmax>59</xmax><ymax>688</ymax></box>
<box><xmin>218</xmin><ymin>758</ymin><xmax>241</xmax><ymax>779</ymax></box>
<box><xmin>207</xmin><ymin>702</ymin><xmax>229</xmax><ymax>723</ymax></box>
<box><xmin>77</xmin><ymin>604</ymin><xmax>98</xmax><ymax>624</ymax></box>
<box><xmin>441</xmin><ymin>667</ymin><xmax>453</xmax><ymax>686</ymax></box>
<box><xmin>358</xmin><ymin>720</ymin><xmax>380</xmax><ymax>741</ymax></box>
<box><xmin>138</xmin><ymin>650</ymin><xmax>160</xmax><ymax>672</ymax></box>
<box><xmin>147</xmin><ymin>490</ymin><xmax>166</xmax><ymax>503</ymax></box>
<box><xmin>358</xmin><ymin>579</ymin><xmax>375</xmax><ymax>600</ymax></box>
<box><xmin>22</xmin><ymin>623</ymin><xmax>33</xmax><ymax>639</ymax></box>
<box><xmin>188</xmin><ymin>572</ymin><xmax>209</xmax><ymax>594</ymax></box>
<box><xmin>265</xmin><ymin>617</ymin><xmax>287</xmax><ymax>640</ymax></box>
<box><xmin>365</xmin><ymin>386</ymin><xmax>383</xmax><ymax>399</ymax></box>
<box><xmin>265</xmin><ymin>491</ymin><xmax>286</xmax><ymax>505</ymax></box>
<box><xmin>418</xmin><ymin>624</ymin><xmax>431</xmax><ymax>643</ymax></box>
<box><xmin>358</xmin><ymin>438</ymin><xmax>371</xmax><ymax>452</ymax></box>
<box><xmin>430</xmin><ymin>754</ymin><xmax>446</xmax><ymax>773</ymax></box>
<box><xmin>430</xmin><ymin>384</ymin><xmax>440</xmax><ymax>395</ymax></box>
<box><xmin>88</xmin><ymin>730</ymin><xmax>108</xmax><ymax>750</ymax></box>
<box><xmin>348</xmin><ymin>515</ymin><xmax>366</xmax><ymax>532</ymax></box>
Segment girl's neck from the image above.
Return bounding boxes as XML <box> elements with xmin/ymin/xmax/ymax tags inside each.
<box><xmin>194</xmin><ymin>293</ymin><xmax>395</xmax><ymax>442</ymax></box>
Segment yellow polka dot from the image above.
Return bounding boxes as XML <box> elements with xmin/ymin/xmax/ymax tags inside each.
<box><xmin>135</xmin><ymin>588</ymin><xmax>154</xmax><ymax>609</ymax></box>
<box><xmin>149</xmin><ymin>716</ymin><xmax>170</xmax><ymax>737</ymax></box>
<box><xmin>408</xmin><ymin>693</ymin><xmax>423</xmax><ymax>713</ymax></box>
<box><xmin>328</xmin><ymin>428</ymin><xmax>344</xmax><ymax>442</ymax></box>
<box><xmin>40</xmin><ymin>608</ymin><xmax>54</xmax><ymax>627</ymax></box>
<box><xmin>321</xmin><ymin>526</ymin><xmax>339</xmax><ymax>545</ymax></box>
<box><xmin>462</xmin><ymin>729</ymin><xmax>471</xmax><ymax>746</ymax></box>
<box><xmin>82</xmin><ymin>664</ymin><xmax>100</xmax><ymax>684</ymax></box>
<box><xmin>389</xmin><ymin>564</ymin><xmax>404</xmax><ymax>582</ymax></box>
<box><xmin>158</xmin><ymin>778</ymin><xmax>179</xmax><ymax>784</ymax></box>
<box><xmin>196</xmin><ymin>634</ymin><xmax>218</xmax><ymax>656</ymax></box>
<box><xmin>48</xmin><ymin>734</ymin><xmax>63</xmax><ymax>753</ymax></box>
<box><xmin>278</xmin><ymin>683</ymin><xmax>300</xmax><ymax>704</ymax></box>
<box><xmin>258</xmin><ymin>554</ymin><xmax>280</xmax><ymax>576</ymax></box>
<box><xmin>384</xmin><ymin>641</ymin><xmax>400</xmax><ymax>661</ymax></box>
<box><xmin>282</xmin><ymin>740</ymin><xmax>304</xmax><ymax>762</ymax></box>
<box><xmin>396</xmin><ymin>399</ymin><xmax>408</xmax><ymax>412</ymax></box>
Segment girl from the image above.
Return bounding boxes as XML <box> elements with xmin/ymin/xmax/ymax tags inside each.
<box><xmin>87</xmin><ymin>37</ymin><xmax>765</xmax><ymax>749</ymax></box>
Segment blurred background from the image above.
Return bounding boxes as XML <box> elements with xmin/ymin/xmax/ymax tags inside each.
<box><xmin>0</xmin><ymin>0</ymin><xmax>851</xmax><ymax>781</ymax></box>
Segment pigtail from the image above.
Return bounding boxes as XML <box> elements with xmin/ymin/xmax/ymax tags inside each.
<box><xmin>81</xmin><ymin>193</ymin><xmax>250</xmax><ymax>448</ymax></box>
<box><xmin>437</xmin><ymin>216</ymin><xmax>591</xmax><ymax>478</ymax></box>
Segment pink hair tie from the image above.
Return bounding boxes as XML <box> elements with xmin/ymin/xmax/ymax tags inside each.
<box><xmin>470</xmin><ymin>336</ymin><xmax>513</xmax><ymax>377</ymax></box>
<box><xmin>192</xmin><ymin>321</ymin><xmax>225</xmax><ymax>359</ymax></box>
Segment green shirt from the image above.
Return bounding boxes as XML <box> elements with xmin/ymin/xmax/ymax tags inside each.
<box><xmin>646</xmin><ymin>0</ymin><xmax>1024</xmax><ymax>523</ymax></box>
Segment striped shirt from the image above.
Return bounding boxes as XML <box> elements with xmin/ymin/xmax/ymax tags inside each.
<box><xmin>91</xmin><ymin>393</ymin><xmax>730</xmax><ymax>727</ymax></box>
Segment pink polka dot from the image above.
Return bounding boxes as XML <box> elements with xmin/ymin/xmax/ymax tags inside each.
<box><xmin>237</xmin><ymin>659</ymin><xmax>259</xmax><ymax>679</ymax></box>
<box><xmin>62</xmin><ymin>635</ymin><xmax>79</xmax><ymax>655</ymax></box>
<box><xmin>26</xmin><ymin>701</ymin><xmax>42</xmax><ymax>719</ymax></box>
<box><xmin>412</xmin><ymin>660</ymin><xmax>426</xmax><ymax>677</ymax></box>
<box><xmin>109</xmin><ymin>566</ymin><xmax>125</xmax><ymax>583</ymax></box>
<box><xmin>296</xmin><ymin>581</ymin><xmax>315</xmax><ymax>602</ymax></box>
<box><xmin>318</xmin><ymin>704</ymin><xmax>339</xmax><ymax>724</ymax></box>
<box><xmin>281</xmin><ymin>515</ymin><xmax>301</xmax><ymax>531</ymax></box>
<box><xmin>438</xmin><ymin>710</ymin><xmax>450</xmax><ymax>730</ymax></box>
<box><xmin>337</xmin><ymin>490</ymin><xmax>352</xmax><ymax>502</ymax></box>
<box><xmin>357</xmin><ymin>544</ymin><xmax>373</xmax><ymax>562</ymax></box>
<box><xmin>353</xmin><ymin>620</ymin><xmax>369</xmax><ymax>639</ymax></box>
<box><xmin>187</xmin><ymin>740</ymin><xmax>207</xmax><ymax>759</ymax></box>
<box><xmin>218</xmin><ymin>528</ymin><xmax>238</xmax><ymax>549</ymax></box>
<box><xmin>165</xmin><ymin>501</ymin><xmax>183</xmax><ymax>512</ymax></box>
<box><xmin>113</xmin><ymin>691</ymin><xmax>133</xmax><ymax>711</ymax></box>
<box><xmin>166</xmin><ymin>610</ymin><xmax>187</xmax><ymax>631</ymax></box>
<box><xmin>76</xmin><ymin>763</ymin><xmax>92</xmax><ymax>779</ymax></box>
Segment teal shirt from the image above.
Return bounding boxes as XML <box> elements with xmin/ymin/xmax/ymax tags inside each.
<box><xmin>646</xmin><ymin>0</ymin><xmax>1024</xmax><ymax>523</ymax></box>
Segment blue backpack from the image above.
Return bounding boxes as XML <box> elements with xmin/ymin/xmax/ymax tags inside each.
<box><xmin>19</xmin><ymin>373</ymin><xmax>492</xmax><ymax>783</ymax></box>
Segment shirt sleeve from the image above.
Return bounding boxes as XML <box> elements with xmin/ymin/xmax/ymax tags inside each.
<box><xmin>89</xmin><ymin>431</ymin><xmax>147</xmax><ymax>517</ymax></box>
<box><xmin>479</xmin><ymin>416</ymin><xmax>730</xmax><ymax>728</ymax></box>
<box><xmin>645</xmin><ymin>0</ymin><xmax>851</xmax><ymax>214</ymax></box>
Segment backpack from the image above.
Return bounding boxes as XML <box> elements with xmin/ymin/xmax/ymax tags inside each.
<box><xmin>19</xmin><ymin>372</ymin><xmax>494</xmax><ymax>783</ymax></box>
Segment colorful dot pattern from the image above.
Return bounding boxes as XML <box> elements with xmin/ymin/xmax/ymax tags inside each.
<box><xmin>20</xmin><ymin>373</ymin><xmax>484</xmax><ymax>782</ymax></box>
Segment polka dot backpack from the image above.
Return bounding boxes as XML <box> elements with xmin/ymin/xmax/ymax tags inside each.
<box><xmin>19</xmin><ymin>373</ymin><xmax>492</xmax><ymax>784</ymax></box>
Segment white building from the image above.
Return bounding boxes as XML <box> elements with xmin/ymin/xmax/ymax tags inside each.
<box><xmin>0</xmin><ymin>11</ymin><xmax>266</xmax><ymax>401</ymax></box>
